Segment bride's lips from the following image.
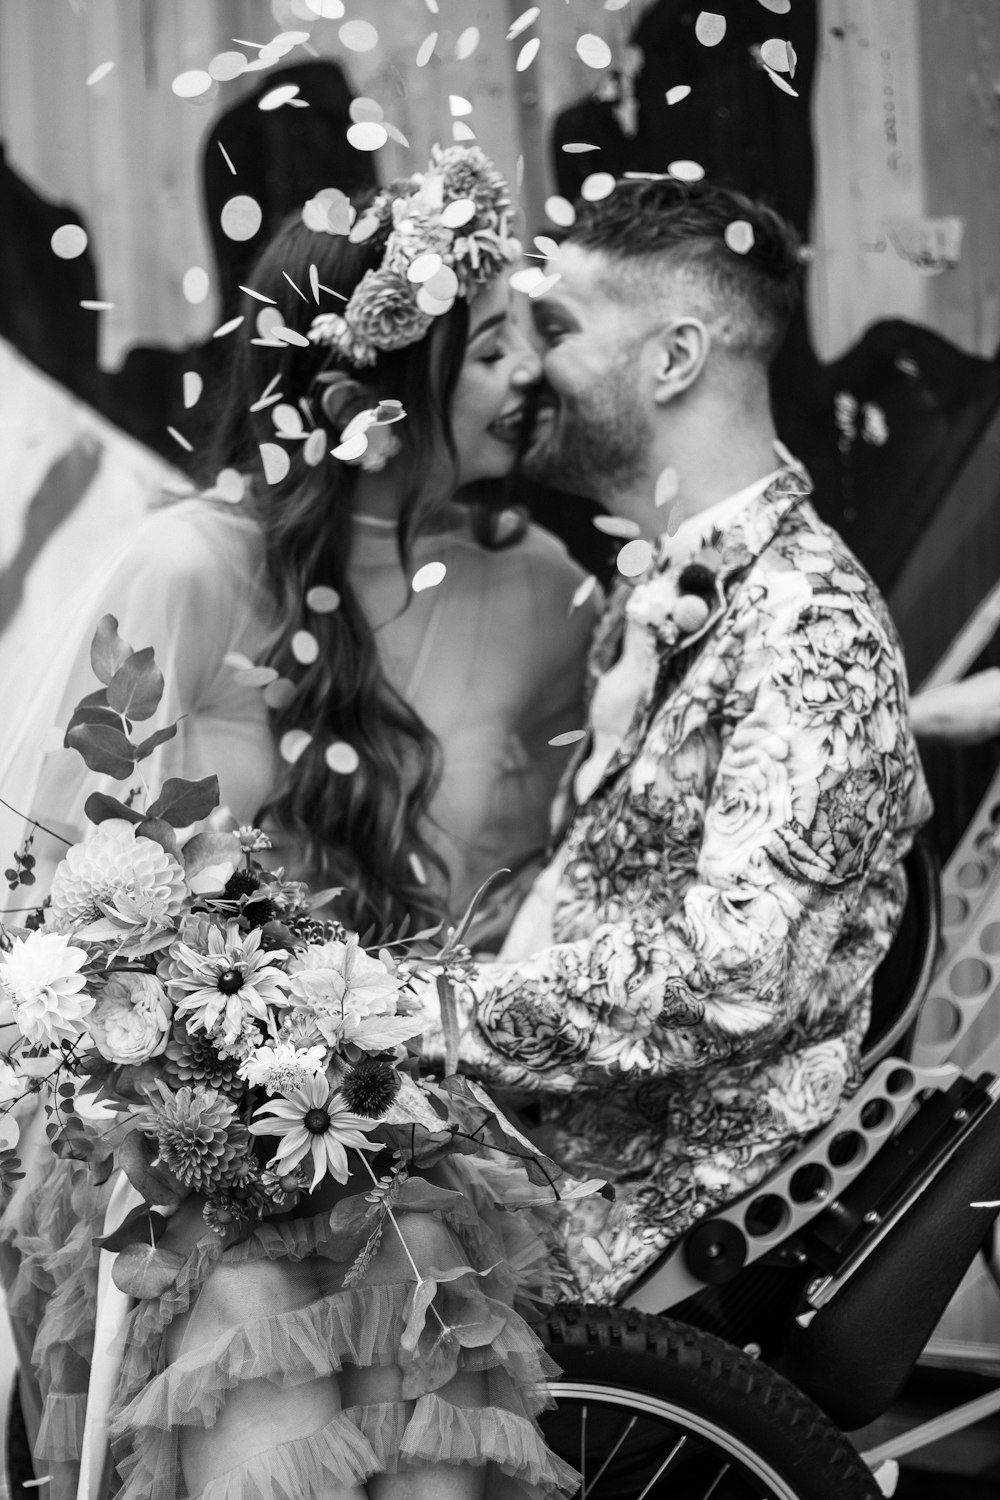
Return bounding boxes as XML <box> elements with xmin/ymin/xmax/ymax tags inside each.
<box><xmin>487</xmin><ymin>405</ymin><xmax>528</xmax><ymax>444</ymax></box>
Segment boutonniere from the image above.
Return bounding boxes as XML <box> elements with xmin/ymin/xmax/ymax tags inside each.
<box><xmin>627</xmin><ymin>550</ymin><xmax>724</xmax><ymax>648</ymax></box>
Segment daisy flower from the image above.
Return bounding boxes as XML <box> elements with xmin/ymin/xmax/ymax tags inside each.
<box><xmin>163</xmin><ymin>919</ymin><xmax>289</xmax><ymax>1049</ymax></box>
<box><xmin>249</xmin><ymin>1074</ymin><xmax>379</xmax><ymax>1189</ymax></box>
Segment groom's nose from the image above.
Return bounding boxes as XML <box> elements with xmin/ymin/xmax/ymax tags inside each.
<box><xmin>510</xmin><ymin>327</ymin><xmax>543</xmax><ymax>386</ymax></box>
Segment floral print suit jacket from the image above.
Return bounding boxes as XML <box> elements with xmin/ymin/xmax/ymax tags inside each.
<box><xmin>427</xmin><ymin>470</ymin><xmax>932</xmax><ymax>1302</ymax></box>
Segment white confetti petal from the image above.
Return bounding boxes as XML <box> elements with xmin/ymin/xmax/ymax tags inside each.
<box><xmin>529</xmin><ymin>272</ymin><xmax>561</xmax><ymax>299</ymax></box>
<box><xmin>545</xmin><ymin>196</ymin><xmax>576</xmax><ymax>228</ymax></box>
<box><xmin>516</xmin><ymin>37</ymin><xmax>541</xmax><ymax>71</ymax></box>
<box><xmin>724</xmin><ymin>220</ymin><xmax>755</xmax><ymax>254</ymax></box>
<box><xmin>695</xmin><ymin>12</ymin><xmax>727</xmax><ymax>46</ymax></box>
<box><xmin>273</xmin><ymin>325</ymin><xmax>311</xmax><ymax>347</ymax></box>
<box><xmin>182</xmin><ymin>266</ymin><xmax>210</xmax><ymax>303</ymax></box>
<box><xmin>549</xmin><ymin>729</ymin><xmax>587</xmax><ymax>747</ymax></box>
<box><xmin>349</xmin><ymin>96</ymin><xmax>384</xmax><ymax>123</ymax></box>
<box><xmin>306</xmin><ymin>0</ymin><xmax>344</xmax><ymax>15</ymax></box>
<box><xmin>409</xmin><ymin>852</ymin><xmax>428</xmax><ymax>885</ymax></box>
<box><xmin>264</xmin><ymin>677</ymin><xmax>297</xmax><ymax>710</ymax></box>
<box><xmin>571</xmin><ymin>575</ymin><xmax>598</xmax><ymax>611</ymax></box>
<box><xmin>51</xmin><ymin>224</ymin><xmax>88</xmax><ymax>259</ymax></box>
<box><xmin>507</xmin><ymin>8</ymin><xmax>539</xmax><ymax>41</ymax></box>
<box><xmin>211</xmin><ymin>468</ymin><xmax>246</xmax><ymax>504</ymax></box>
<box><xmin>666</xmin><ymin>84</ymin><xmax>691</xmax><ymax>105</ymax></box>
<box><xmin>510</xmin><ymin>267</ymin><xmax>547</xmax><ymax>295</ymax></box>
<box><xmin>234</xmin><ymin>665</ymin><xmax>279</xmax><ymax>688</ymax></box>
<box><xmin>424</xmin><ymin>264</ymin><xmax>459</xmax><ymax>300</ymax></box>
<box><xmin>303</xmin><ymin>428</ymin><xmax>327</xmax><ymax>466</ymax></box>
<box><xmin>562</xmin><ymin>142</ymin><xmax>599</xmax><ymax>153</ymax></box>
<box><xmin>333</xmin><ymin>433</ymin><xmax>369</xmax><ymax>462</ymax></box>
<box><xmin>224</xmin><ymin>651</ymin><xmax>254</xmax><ymax>672</ymax></box>
<box><xmin>260</xmin><ymin>443</ymin><xmax>291</xmax><ymax>484</ymax></box>
<box><xmin>416</xmin><ymin>32</ymin><xmax>438</xmax><ymax>67</ymax></box>
<box><xmin>577</xmin><ymin>34</ymin><xmax>613</xmax><ymax>69</ymax></box>
<box><xmin>533</xmin><ymin>236</ymin><xmax>561</xmax><ymax>260</ymax></box>
<box><xmin>291</xmin><ymin>629</ymin><xmax>320</xmax><ymax>665</ymax></box>
<box><xmin>280</xmin><ymin>729</ymin><xmax>313</xmax><ymax>764</ymax></box>
<box><xmin>325</xmin><ymin>741</ymin><xmax>359</xmax><ymax>774</ymax></box>
<box><xmin>757</xmin><ymin>0</ymin><xmax>791</xmax><ymax>13</ymax></box>
<box><xmin>581</xmin><ymin>172</ymin><xmax>616</xmax><ymax>202</ymax></box>
<box><xmin>306</xmin><ymin>585</ymin><xmax>341</xmax><ymax>613</ymax></box>
<box><xmin>763</xmin><ymin>64</ymin><xmax>799</xmax><ymax>97</ymax></box>
<box><xmin>593</xmin><ymin>515</ymin><xmax>641</xmax><ymax>538</ymax></box>
<box><xmin>172</xmin><ymin>69</ymin><xmax>213</xmax><ymax>99</ymax></box>
<box><xmin>347</xmin><ymin>121</ymin><xmax>388</xmax><ymax>151</ymax></box>
<box><xmin>616</xmin><ymin>538</ymin><xmax>654</xmax><ymax>577</ymax></box>
<box><xmin>209</xmin><ymin>50</ymin><xmax>247</xmax><ymax>81</ymax></box>
<box><xmin>273</xmin><ymin>403</ymin><xmax>304</xmax><ymax>435</ymax></box>
<box><xmin>86</xmin><ymin>61</ymin><xmax>115</xmax><ymax>86</ymax></box>
<box><xmin>456</xmin><ymin>26</ymin><xmax>480</xmax><ymax>60</ymax></box>
<box><xmin>416</xmin><ymin>287</ymin><xmax>455</xmax><ymax>317</ymax></box>
<box><xmin>412</xmin><ymin>561</ymin><xmax>447</xmax><ymax>592</ymax></box>
<box><xmin>449</xmin><ymin>94</ymin><xmax>473</xmax><ymax>117</ymax></box>
<box><xmin>407</xmin><ymin>252</ymin><xmax>444</xmax><ymax>284</ymax></box>
<box><xmin>213</xmin><ymin>315</ymin><xmax>245</xmax><ymax>338</ymax></box>
<box><xmin>441</xmin><ymin>198</ymin><xmax>477</xmax><ymax>228</ymax></box>
<box><xmin>760</xmin><ymin>38</ymin><xmax>792</xmax><ymax>73</ymax></box>
<box><xmin>183</xmin><ymin>371</ymin><xmax>203</xmax><ymax>410</ymax></box>
<box><xmin>668</xmin><ymin>159</ymin><xmax>705</xmax><ymax>182</ymax></box>
<box><xmin>452</xmin><ymin>122</ymin><xmax>476</xmax><ymax>143</ymax></box>
<box><xmin>654</xmin><ymin>467</ymin><xmax>680</xmax><ymax>508</ymax></box>
<box><xmin>221</xmin><ymin>195</ymin><xmax>263</xmax><ymax>242</ymax></box>
<box><xmin>339</xmin><ymin>19</ymin><xmax>379</xmax><ymax>51</ymax></box>
<box><xmin>259</xmin><ymin>84</ymin><xmax>301</xmax><ymax>111</ymax></box>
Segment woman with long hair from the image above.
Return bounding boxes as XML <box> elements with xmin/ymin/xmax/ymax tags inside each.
<box><xmin>0</xmin><ymin>146</ymin><xmax>596</xmax><ymax>1500</ymax></box>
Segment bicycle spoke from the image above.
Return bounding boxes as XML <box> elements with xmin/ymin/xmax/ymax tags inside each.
<box><xmin>701</xmin><ymin>1462</ymin><xmax>731</xmax><ymax>1499</ymax></box>
<box><xmin>585</xmin><ymin>1412</ymin><xmax>639</xmax><ymax>1494</ymax></box>
<box><xmin>635</xmin><ymin>1435</ymin><xmax>687</xmax><ymax>1500</ymax></box>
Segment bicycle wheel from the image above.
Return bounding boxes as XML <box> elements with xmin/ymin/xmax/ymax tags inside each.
<box><xmin>539</xmin><ymin>1305</ymin><xmax>880</xmax><ymax>1500</ymax></box>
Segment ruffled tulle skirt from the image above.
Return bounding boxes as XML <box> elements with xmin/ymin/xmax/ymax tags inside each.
<box><xmin>1</xmin><ymin>1119</ymin><xmax>579</xmax><ymax>1500</ymax></box>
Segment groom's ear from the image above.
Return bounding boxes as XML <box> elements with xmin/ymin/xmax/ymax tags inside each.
<box><xmin>650</xmin><ymin>317</ymin><xmax>710</xmax><ymax>404</ymax></box>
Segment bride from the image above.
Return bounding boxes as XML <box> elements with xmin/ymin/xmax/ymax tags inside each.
<box><xmin>0</xmin><ymin>145</ymin><xmax>599</xmax><ymax>1500</ymax></box>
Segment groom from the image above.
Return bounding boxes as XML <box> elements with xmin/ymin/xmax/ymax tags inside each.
<box><xmin>417</xmin><ymin>177</ymin><xmax>932</xmax><ymax>1302</ymax></box>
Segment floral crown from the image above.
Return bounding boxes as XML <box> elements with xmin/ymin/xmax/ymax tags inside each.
<box><xmin>307</xmin><ymin>144</ymin><xmax>521</xmax><ymax>370</ymax></box>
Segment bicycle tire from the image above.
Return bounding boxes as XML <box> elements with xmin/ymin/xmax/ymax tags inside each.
<box><xmin>539</xmin><ymin>1303</ymin><xmax>881</xmax><ymax>1500</ymax></box>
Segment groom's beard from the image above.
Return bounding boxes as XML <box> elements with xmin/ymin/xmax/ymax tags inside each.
<box><xmin>521</xmin><ymin>374</ymin><xmax>652</xmax><ymax>502</ymax></box>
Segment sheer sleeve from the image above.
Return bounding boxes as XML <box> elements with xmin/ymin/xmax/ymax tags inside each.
<box><xmin>0</xmin><ymin>503</ymin><xmax>278</xmax><ymax>899</ymax></box>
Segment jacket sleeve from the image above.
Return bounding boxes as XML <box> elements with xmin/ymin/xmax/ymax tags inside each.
<box><xmin>419</xmin><ymin>565</ymin><xmax>929</xmax><ymax>1092</ymax></box>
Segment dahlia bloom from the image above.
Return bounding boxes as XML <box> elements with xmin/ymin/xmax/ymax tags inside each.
<box><xmin>49</xmin><ymin>820</ymin><xmax>187</xmax><ymax>956</ymax></box>
<box><xmin>142</xmin><ymin>1083</ymin><xmax>249</xmax><ymax>1193</ymax></box>
<box><xmin>249</xmin><ymin>1074</ymin><xmax>379</xmax><ymax>1189</ymax></box>
<box><xmin>285</xmin><ymin>939</ymin><xmax>418</xmax><ymax>1052</ymax></box>
<box><xmin>0</xmin><ymin>930</ymin><xmax>92</xmax><ymax>1047</ymax></box>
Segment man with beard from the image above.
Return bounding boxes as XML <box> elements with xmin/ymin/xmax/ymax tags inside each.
<box><xmin>414</xmin><ymin>177</ymin><xmax>932</xmax><ymax>1303</ymax></box>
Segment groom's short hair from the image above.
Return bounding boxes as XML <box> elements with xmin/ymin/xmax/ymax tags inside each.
<box><xmin>565</xmin><ymin>178</ymin><xmax>804</xmax><ymax>366</ymax></box>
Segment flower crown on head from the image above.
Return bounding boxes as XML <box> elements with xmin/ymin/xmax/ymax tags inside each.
<box><xmin>307</xmin><ymin>144</ymin><xmax>521</xmax><ymax>370</ymax></box>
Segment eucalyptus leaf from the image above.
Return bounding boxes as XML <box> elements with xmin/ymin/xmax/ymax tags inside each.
<box><xmin>90</xmin><ymin>615</ymin><xmax>134</xmax><ymax>687</ymax></box>
<box><xmin>145</xmin><ymin>775</ymin><xmax>220</xmax><ymax>828</ymax></box>
<box><xmin>117</xmin><ymin>1129</ymin><xmax>183</xmax><ymax>1210</ymax></box>
<box><xmin>65</xmin><ymin>723</ymin><xmax>136</xmax><ymax>779</ymax></box>
<box><xmin>107</xmin><ymin>647</ymin><xmax>165</xmax><ymax>722</ymax></box>
<box><xmin>94</xmin><ymin>1203</ymin><xmax>168</xmax><ymax>1253</ymax></box>
<box><xmin>133</xmin><ymin>722</ymin><xmax>179</xmax><ymax>763</ymax></box>
<box><xmin>84</xmin><ymin>793</ymin><xmax>144</xmax><ymax>827</ymax></box>
<box><xmin>111</xmin><ymin>1242</ymin><xmax>186</xmax><ymax>1299</ymax></box>
<box><xmin>135</xmin><ymin>818</ymin><xmax>182</xmax><ymax>862</ymax></box>
<box><xmin>65</xmin><ymin>704</ymin><xmax>127</xmax><ymax>738</ymax></box>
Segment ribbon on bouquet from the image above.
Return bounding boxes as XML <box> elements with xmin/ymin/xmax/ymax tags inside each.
<box><xmin>77</xmin><ymin>1171</ymin><xmax>143</xmax><ymax>1500</ymax></box>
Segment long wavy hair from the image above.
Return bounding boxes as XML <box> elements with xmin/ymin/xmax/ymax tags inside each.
<box><xmin>200</xmin><ymin>200</ymin><xmax>510</xmax><ymax>938</ymax></box>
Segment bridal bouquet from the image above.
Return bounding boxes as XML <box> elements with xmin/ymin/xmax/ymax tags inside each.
<box><xmin>0</xmin><ymin>617</ymin><xmax>590</xmax><ymax>1284</ymax></box>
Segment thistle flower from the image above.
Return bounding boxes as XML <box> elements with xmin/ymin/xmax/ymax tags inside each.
<box><xmin>144</xmin><ymin>1084</ymin><xmax>250</xmax><ymax>1192</ymax></box>
<box><xmin>249</xmin><ymin>1074</ymin><xmax>379</xmax><ymax>1190</ymax></box>
<box><xmin>341</xmin><ymin>1058</ymin><xmax>401</xmax><ymax>1119</ymax></box>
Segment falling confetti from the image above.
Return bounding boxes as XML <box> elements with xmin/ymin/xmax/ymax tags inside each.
<box><xmin>183</xmin><ymin>372</ymin><xmax>203</xmax><ymax>409</ymax></box>
<box><xmin>507</xmin><ymin>8</ymin><xmax>539</xmax><ymax>40</ymax></box>
<box><xmin>452</xmin><ymin>122</ymin><xmax>476</xmax><ymax>143</ymax></box>
<box><xmin>260</xmin><ymin>443</ymin><xmax>291</xmax><ymax>484</ymax></box>
<box><xmin>273</xmin><ymin>403</ymin><xmax>304</xmax><ymax>435</ymax></box>
<box><xmin>264</xmin><ymin>677</ymin><xmax>297</xmax><ymax>710</ymax></box>
<box><xmin>758</xmin><ymin>0</ymin><xmax>791</xmax><ymax>13</ymax></box>
<box><xmin>409</xmin><ymin>852</ymin><xmax>428</xmax><ymax>885</ymax></box>
<box><xmin>449</xmin><ymin>94</ymin><xmax>473</xmax><ymax>117</ymax></box>
<box><xmin>325</xmin><ymin>742</ymin><xmax>360</xmax><ymax>774</ymax></box>
<box><xmin>273</xmin><ymin>325</ymin><xmax>311</xmax><ymax>347</ymax></box>
<box><xmin>581</xmin><ymin>172</ymin><xmax>616</xmax><ymax>202</ymax></box>
<box><xmin>412</xmin><ymin>561</ymin><xmax>447</xmax><ymax>592</ymax></box>
<box><xmin>172</xmin><ymin>69</ymin><xmax>213</xmax><ymax>99</ymax></box>
<box><xmin>510</xmin><ymin>267</ymin><xmax>547</xmax><ymax>295</ymax></box>
<box><xmin>617</xmin><ymin>539</ymin><xmax>654</xmax><ymax>577</ymax></box>
<box><xmin>350</xmin><ymin>97</ymin><xmax>384</xmax><ymax>123</ymax></box>
<box><xmin>235</xmin><ymin>665</ymin><xmax>279</xmax><ymax>688</ymax></box>
<box><xmin>86</xmin><ymin>61</ymin><xmax>115</xmax><ymax>86</ymax></box>
<box><xmin>760</xmin><ymin>38</ymin><xmax>794</xmax><ymax>74</ymax></box>
<box><xmin>51</xmin><ymin>224</ymin><xmax>88</xmax><ymax>259</ymax></box>
<box><xmin>340</xmin><ymin>19</ymin><xmax>379</xmax><ymax>51</ymax></box>
<box><xmin>544</xmin><ymin>195</ymin><xmax>576</xmax><ymax>227</ymax></box>
<box><xmin>549</xmin><ymin>729</ymin><xmax>587</xmax><ymax>747</ymax></box>
<box><xmin>666</xmin><ymin>84</ymin><xmax>691</xmax><ymax>105</ymax></box>
<box><xmin>209</xmin><ymin>51</ymin><xmax>247</xmax><ymax>81</ymax></box>
<box><xmin>221</xmin><ymin>195</ymin><xmax>263</xmax><ymax>241</ymax></box>
<box><xmin>218</xmin><ymin>141</ymin><xmax>237</xmax><ymax>175</ymax></box>
<box><xmin>593</xmin><ymin>515</ymin><xmax>641</xmax><ymax>538</ymax></box>
<box><xmin>577</xmin><ymin>34</ymin><xmax>613</xmax><ymax>70</ymax></box>
<box><xmin>259</xmin><ymin>83</ymin><xmax>302</xmax><ymax>110</ymax></box>
<box><xmin>441</xmin><ymin>198</ymin><xmax>476</xmax><ymax>228</ymax></box>
<box><xmin>347</xmin><ymin>121</ymin><xmax>388</xmax><ymax>150</ymax></box>
<box><xmin>306</xmin><ymin>0</ymin><xmax>345</xmax><ymax>15</ymax></box>
<box><xmin>332</xmin><ymin>432</ymin><xmax>369</xmax><ymax>461</ymax></box>
<box><xmin>80</xmin><ymin>300</ymin><xmax>114</xmax><ymax>311</ymax></box>
<box><xmin>239</xmin><ymin>283</ymin><xmax>277</xmax><ymax>304</ymax></box>
<box><xmin>529</xmin><ymin>272</ymin><xmax>561</xmax><ymax>299</ymax></box>
<box><xmin>424</xmin><ymin>0</ymin><xmax>439</xmax><ymax>11</ymax></box>
<box><xmin>668</xmin><ymin>160</ymin><xmax>705</xmax><ymax>182</ymax></box>
<box><xmin>571</xmin><ymin>575</ymin><xmax>598</xmax><ymax>611</ymax></box>
<box><xmin>167</xmin><ymin>426</ymin><xmax>194</xmax><ymax>453</ymax></box>
<box><xmin>695</xmin><ymin>12</ymin><xmax>727</xmax><ymax>46</ymax></box>
<box><xmin>303</xmin><ymin>428</ymin><xmax>327</xmax><ymax>466</ymax></box>
<box><xmin>416</xmin><ymin>33</ymin><xmax>438</xmax><ymax>67</ymax></box>
<box><xmin>291</xmin><ymin>630</ymin><xmax>320</xmax><ymax>665</ymax></box>
<box><xmin>213</xmin><ymin>315</ymin><xmax>244</xmax><ymax>338</ymax></box>
<box><xmin>516</xmin><ymin>38</ymin><xmax>541</xmax><ymax>71</ymax></box>
<box><xmin>182</xmin><ymin>266</ymin><xmax>210</xmax><ymax>303</ymax></box>
<box><xmin>280</xmin><ymin>729</ymin><xmax>312</xmax><ymax>764</ymax></box>
<box><xmin>763</xmin><ymin>66</ymin><xmax>799</xmax><ymax>97</ymax></box>
<box><xmin>724</xmin><ymin>220</ymin><xmax>755</xmax><ymax>254</ymax></box>
<box><xmin>605</xmin><ymin>0</ymin><xmax>633</xmax><ymax>9</ymax></box>
<box><xmin>534</xmin><ymin>235</ymin><xmax>561</xmax><ymax>259</ymax></box>
<box><xmin>211</xmin><ymin>468</ymin><xmax>246</xmax><ymax>503</ymax></box>
<box><xmin>307</xmin><ymin>585</ymin><xmax>341</xmax><ymax>612</ymax></box>
<box><xmin>456</xmin><ymin>27</ymin><xmax>480</xmax><ymax>60</ymax></box>
<box><xmin>562</xmin><ymin>142</ymin><xmax>600</xmax><ymax>153</ymax></box>
<box><xmin>654</xmin><ymin>467</ymin><xmax>680</xmax><ymax>508</ymax></box>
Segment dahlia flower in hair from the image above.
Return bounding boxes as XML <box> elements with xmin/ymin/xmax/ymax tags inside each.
<box><xmin>250</xmin><ymin>1074</ymin><xmax>379</xmax><ymax>1189</ymax></box>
